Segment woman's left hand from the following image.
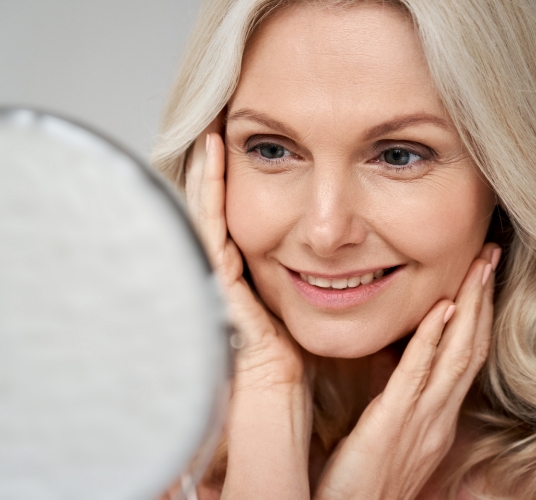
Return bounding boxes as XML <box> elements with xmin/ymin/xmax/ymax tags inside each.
<box><xmin>313</xmin><ymin>243</ymin><xmax>500</xmax><ymax>500</ymax></box>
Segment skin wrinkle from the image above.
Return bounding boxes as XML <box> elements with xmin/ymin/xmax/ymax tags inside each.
<box><xmin>227</xmin><ymin>110</ymin><xmax>454</xmax><ymax>148</ymax></box>
<box><xmin>154</xmin><ymin>2</ymin><xmax>535</xmax><ymax>494</ymax></box>
<box><xmin>225</xmin><ymin>2</ymin><xmax>495</xmax><ymax>362</ymax></box>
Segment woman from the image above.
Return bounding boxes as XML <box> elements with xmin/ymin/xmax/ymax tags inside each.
<box><xmin>153</xmin><ymin>0</ymin><xmax>536</xmax><ymax>498</ymax></box>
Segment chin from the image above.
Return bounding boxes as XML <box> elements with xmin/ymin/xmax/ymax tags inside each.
<box><xmin>282</xmin><ymin>314</ymin><xmax>406</xmax><ymax>359</ymax></box>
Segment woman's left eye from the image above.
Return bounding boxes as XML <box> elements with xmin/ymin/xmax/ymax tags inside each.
<box><xmin>381</xmin><ymin>148</ymin><xmax>423</xmax><ymax>167</ymax></box>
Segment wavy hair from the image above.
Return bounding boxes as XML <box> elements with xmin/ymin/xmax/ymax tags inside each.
<box><xmin>152</xmin><ymin>0</ymin><xmax>536</xmax><ymax>497</ymax></box>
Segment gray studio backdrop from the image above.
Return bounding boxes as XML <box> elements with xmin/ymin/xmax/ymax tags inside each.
<box><xmin>1</xmin><ymin>0</ymin><xmax>201</xmax><ymax>160</ymax></box>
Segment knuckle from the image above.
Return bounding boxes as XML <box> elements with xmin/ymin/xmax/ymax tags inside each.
<box><xmin>424</xmin><ymin>434</ymin><xmax>444</xmax><ymax>457</ymax></box>
<box><xmin>394</xmin><ymin>366</ymin><xmax>429</xmax><ymax>402</ymax></box>
<box><xmin>196</xmin><ymin>204</ymin><xmax>210</xmax><ymax>226</ymax></box>
<box><xmin>448</xmin><ymin>348</ymin><xmax>473</xmax><ymax>378</ymax></box>
<box><xmin>472</xmin><ymin>341</ymin><xmax>491</xmax><ymax>370</ymax></box>
<box><xmin>472</xmin><ymin>294</ymin><xmax>484</xmax><ymax>317</ymax></box>
<box><xmin>483</xmin><ymin>280</ymin><xmax>495</xmax><ymax>302</ymax></box>
<box><xmin>414</xmin><ymin>332</ymin><xmax>440</xmax><ymax>350</ymax></box>
<box><xmin>423</xmin><ymin>426</ymin><xmax>455</xmax><ymax>459</ymax></box>
<box><xmin>397</xmin><ymin>364</ymin><xmax>430</xmax><ymax>385</ymax></box>
<box><xmin>197</xmin><ymin>203</ymin><xmax>217</xmax><ymax>223</ymax></box>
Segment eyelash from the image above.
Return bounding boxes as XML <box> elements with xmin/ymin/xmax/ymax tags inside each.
<box><xmin>246</xmin><ymin>142</ymin><xmax>295</xmax><ymax>166</ymax></box>
<box><xmin>374</xmin><ymin>148</ymin><xmax>428</xmax><ymax>170</ymax></box>
<box><xmin>246</xmin><ymin>141</ymin><xmax>434</xmax><ymax>170</ymax></box>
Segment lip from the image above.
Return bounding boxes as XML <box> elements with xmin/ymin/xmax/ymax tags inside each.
<box><xmin>288</xmin><ymin>265</ymin><xmax>393</xmax><ymax>280</ymax></box>
<box><xmin>285</xmin><ymin>265</ymin><xmax>404</xmax><ymax>311</ymax></box>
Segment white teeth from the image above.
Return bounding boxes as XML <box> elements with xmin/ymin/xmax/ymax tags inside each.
<box><xmin>315</xmin><ymin>277</ymin><xmax>331</xmax><ymax>288</ymax></box>
<box><xmin>298</xmin><ymin>268</ymin><xmax>388</xmax><ymax>289</ymax></box>
<box><xmin>331</xmin><ymin>278</ymin><xmax>348</xmax><ymax>289</ymax></box>
<box><xmin>360</xmin><ymin>273</ymin><xmax>374</xmax><ymax>285</ymax></box>
<box><xmin>348</xmin><ymin>276</ymin><xmax>361</xmax><ymax>288</ymax></box>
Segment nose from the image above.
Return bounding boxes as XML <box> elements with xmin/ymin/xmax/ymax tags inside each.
<box><xmin>298</xmin><ymin>164</ymin><xmax>368</xmax><ymax>258</ymax></box>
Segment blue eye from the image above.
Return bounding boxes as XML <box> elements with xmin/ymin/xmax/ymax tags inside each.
<box><xmin>383</xmin><ymin>148</ymin><xmax>422</xmax><ymax>166</ymax></box>
<box><xmin>257</xmin><ymin>143</ymin><xmax>289</xmax><ymax>159</ymax></box>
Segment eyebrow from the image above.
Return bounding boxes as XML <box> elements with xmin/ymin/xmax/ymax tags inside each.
<box><xmin>226</xmin><ymin>108</ymin><xmax>452</xmax><ymax>141</ymax></box>
<box><xmin>362</xmin><ymin>113</ymin><xmax>452</xmax><ymax>140</ymax></box>
<box><xmin>226</xmin><ymin>109</ymin><xmax>299</xmax><ymax>138</ymax></box>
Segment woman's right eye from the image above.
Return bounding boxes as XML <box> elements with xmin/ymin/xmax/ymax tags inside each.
<box><xmin>248</xmin><ymin>142</ymin><xmax>292</xmax><ymax>161</ymax></box>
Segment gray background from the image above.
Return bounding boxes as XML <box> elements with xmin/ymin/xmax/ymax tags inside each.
<box><xmin>1</xmin><ymin>1</ymin><xmax>200</xmax><ymax>160</ymax></box>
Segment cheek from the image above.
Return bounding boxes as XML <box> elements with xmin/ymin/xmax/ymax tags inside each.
<box><xmin>378</xmin><ymin>170</ymin><xmax>495</xmax><ymax>295</ymax></box>
<box><xmin>225</xmin><ymin>168</ymin><xmax>294</xmax><ymax>259</ymax></box>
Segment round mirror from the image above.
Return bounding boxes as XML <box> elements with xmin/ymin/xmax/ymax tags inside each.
<box><xmin>0</xmin><ymin>108</ymin><xmax>230</xmax><ymax>500</ymax></box>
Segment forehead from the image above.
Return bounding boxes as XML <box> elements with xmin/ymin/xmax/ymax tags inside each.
<box><xmin>229</xmin><ymin>3</ymin><xmax>446</xmax><ymax>132</ymax></box>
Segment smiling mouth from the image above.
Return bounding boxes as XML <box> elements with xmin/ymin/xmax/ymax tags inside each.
<box><xmin>295</xmin><ymin>266</ymin><xmax>399</xmax><ymax>290</ymax></box>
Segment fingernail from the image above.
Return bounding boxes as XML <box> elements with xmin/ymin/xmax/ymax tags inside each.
<box><xmin>482</xmin><ymin>263</ymin><xmax>492</xmax><ymax>286</ymax></box>
<box><xmin>443</xmin><ymin>304</ymin><xmax>456</xmax><ymax>324</ymax></box>
<box><xmin>205</xmin><ymin>133</ymin><xmax>211</xmax><ymax>153</ymax></box>
<box><xmin>491</xmin><ymin>247</ymin><xmax>502</xmax><ymax>271</ymax></box>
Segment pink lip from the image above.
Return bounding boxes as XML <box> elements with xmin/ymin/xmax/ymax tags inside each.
<box><xmin>285</xmin><ymin>266</ymin><xmax>404</xmax><ymax>310</ymax></box>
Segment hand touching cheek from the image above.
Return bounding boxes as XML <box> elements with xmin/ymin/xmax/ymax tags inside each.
<box><xmin>224</xmin><ymin>2</ymin><xmax>495</xmax><ymax>358</ymax></box>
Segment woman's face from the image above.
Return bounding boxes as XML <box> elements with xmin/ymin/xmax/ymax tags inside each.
<box><xmin>224</xmin><ymin>3</ymin><xmax>495</xmax><ymax>357</ymax></box>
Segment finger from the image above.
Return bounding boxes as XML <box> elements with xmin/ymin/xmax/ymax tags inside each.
<box><xmin>432</xmin><ymin>243</ymin><xmax>497</xmax><ymax>361</ymax></box>
<box><xmin>315</xmin><ymin>436</ymin><xmax>348</xmax><ymax>491</ymax></box>
<box><xmin>479</xmin><ymin>242</ymin><xmax>500</xmax><ymax>264</ymax></box>
<box><xmin>184</xmin><ymin>133</ymin><xmax>205</xmax><ymax>225</ymax></box>
<box><xmin>445</xmin><ymin>247</ymin><xmax>499</xmax><ymax>409</ymax></box>
<box><xmin>187</xmin><ymin>133</ymin><xmax>277</xmax><ymax>333</ymax></box>
<box><xmin>185</xmin><ymin>114</ymin><xmax>224</xmax><ymax>227</ymax></box>
<box><xmin>444</xmin><ymin>278</ymin><xmax>493</xmax><ymax>412</ymax></box>
<box><xmin>422</xmin><ymin>257</ymin><xmax>491</xmax><ymax>405</ymax></box>
<box><xmin>196</xmin><ymin>133</ymin><xmax>229</xmax><ymax>267</ymax></box>
<box><xmin>192</xmin><ymin>135</ymin><xmax>282</xmax><ymax>346</ymax></box>
<box><xmin>380</xmin><ymin>299</ymin><xmax>455</xmax><ymax>420</ymax></box>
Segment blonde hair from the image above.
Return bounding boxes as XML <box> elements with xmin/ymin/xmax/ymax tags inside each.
<box><xmin>152</xmin><ymin>0</ymin><xmax>536</xmax><ymax>497</ymax></box>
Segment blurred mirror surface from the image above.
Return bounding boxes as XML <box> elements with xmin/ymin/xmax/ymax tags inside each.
<box><xmin>0</xmin><ymin>108</ymin><xmax>229</xmax><ymax>500</ymax></box>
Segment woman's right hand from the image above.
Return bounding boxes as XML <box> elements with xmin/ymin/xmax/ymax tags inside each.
<box><xmin>185</xmin><ymin>126</ymin><xmax>312</xmax><ymax>499</ymax></box>
<box><xmin>186</xmin><ymin>125</ymin><xmax>309</xmax><ymax>389</ymax></box>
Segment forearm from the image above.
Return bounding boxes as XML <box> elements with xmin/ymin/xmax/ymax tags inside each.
<box><xmin>221</xmin><ymin>383</ymin><xmax>312</xmax><ymax>500</ymax></box>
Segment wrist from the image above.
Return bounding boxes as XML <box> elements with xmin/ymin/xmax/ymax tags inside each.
<box><xmin>222</xmin><ymin>385</ymin><xmax>312</xmax><ymax>500</ymax></box>
<box><xmin>232</xmin><ymin>340</ymin><xmax>309</xmax><ymax>390</ymax></box>
<box><xmin>229</xmin><ymin>379</ymin><xmax>313</xmax><ymax>435</ymax></box>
